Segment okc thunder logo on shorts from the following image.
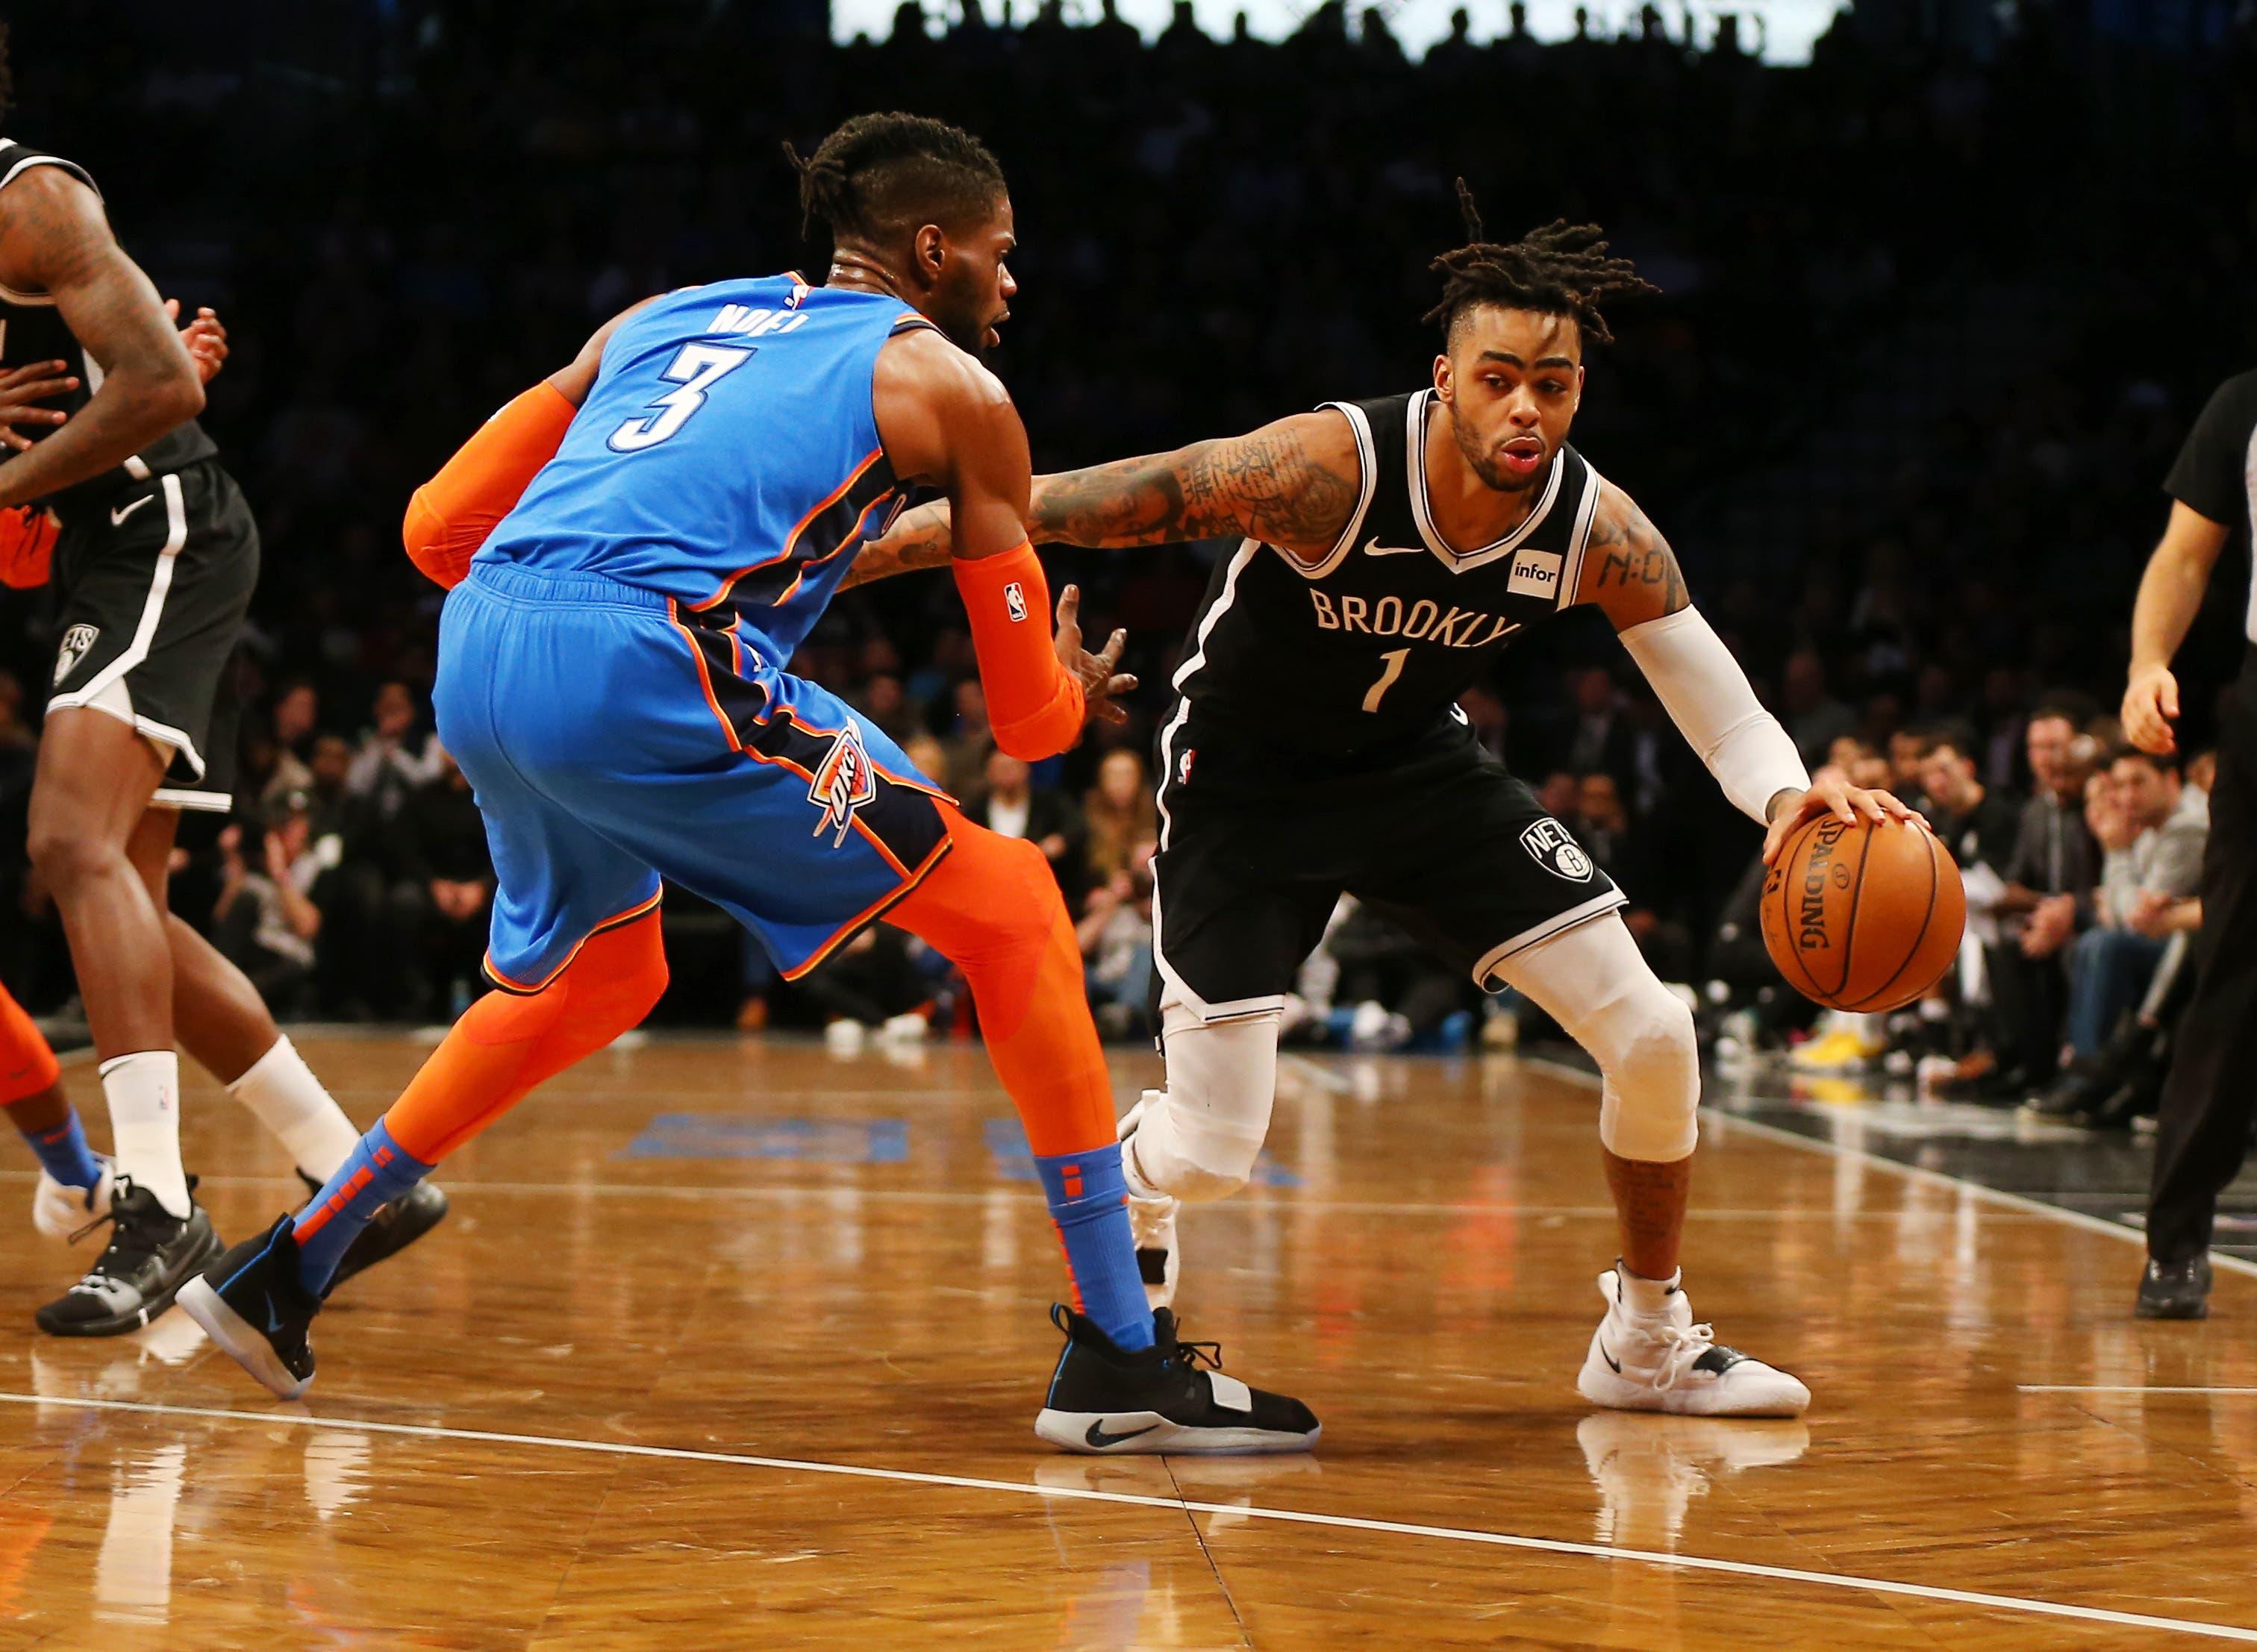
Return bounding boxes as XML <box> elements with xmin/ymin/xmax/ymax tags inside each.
<box><xmin>1520</xmin><ymin>818</ymin><xmax>1594</xmax><ymax>882</ymax></box>
<box><xmin>808</xmin><ymin>725</ymin><xmax>878</xmax><ymax>848</ymax></box>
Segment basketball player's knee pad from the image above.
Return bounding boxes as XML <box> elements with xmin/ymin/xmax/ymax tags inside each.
<box><xmin>1127</xmin><ymin>1000</ymin><xmax>1281</xmax><ymax>1203</ymax></box>
<box><xmin>1501</xmin><ymin>917</ymin><xmax>1698</xmax><ymax>1163</ymax></box>
<box><xmin>1587</xmin><ymin>982</ymin><xmax>1698</xmax><ymax>1162</ymax></box>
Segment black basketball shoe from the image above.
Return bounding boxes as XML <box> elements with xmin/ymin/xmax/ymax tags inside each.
<box><xmin>178</xmin><ymin>1215</ymin><xmax>323</xmax><ymax>1399</ymax></box>
<box><xmin>297</xmin><ymin>1171</ymin><xmax>449</xmax><ymax>1289</ymax></box>
<box><xmin>2135</xmin><ymin>1254</ymin><xmax>2211</xmax><ymax>1321</ymax></box>
<box><xmin>34</xmin><ymin>1177</ymin><xmax>224</xmax><ymax>1339</ymax></box>
<box><xmin>1034</xmin><ymin>1304</ymin><xmax>1320</xmax><ymax>1455</ymax></box>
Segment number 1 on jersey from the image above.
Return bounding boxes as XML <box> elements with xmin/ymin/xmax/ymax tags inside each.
<box><xmin>1362</xmin><ymin>648</ymin><xmax>1411</xmax><ymax>713</ymax></box>
<box><xmin>608</xmin><ymin>343</ymin><xmax>754</xmax><ymax>453</ymax></box>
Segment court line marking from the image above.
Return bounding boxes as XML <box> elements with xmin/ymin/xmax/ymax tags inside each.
<box><xmin>10</xmin><ymin>1166</ymin><xmax>2064</xmax><ymax>1223</ymax></box>
<box><xmin>1518</xmin><ymin>1055</ymin><xmax>2257</xmax><ymax>1281</ymax></box>
<box><xmin>3</xmin><ymin>1392</ymin><xmax>2251</xmax><ymax>1643</ymax></box>
<box><xmin>2020</xmin><ymin>1386</ymin><xmax>2257</xmax><ymax>1396</ymax></box>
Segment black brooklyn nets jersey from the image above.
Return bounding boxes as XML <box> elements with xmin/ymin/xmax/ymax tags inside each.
<box><xmin>1171</xmin><ymin>388</ymin><xmax>1602</xmax><ymax>755</ymax></box>
<box><xmin>0</xmin><ymin>141</ymin><xmax>216</xmax><ymax>517</ymax></box>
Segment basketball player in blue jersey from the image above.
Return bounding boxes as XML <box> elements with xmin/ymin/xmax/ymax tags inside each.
<box><xmin>181</xmin><ymin>113</ymin><xmax>1316</xmax><ymax>1455</ymax></box>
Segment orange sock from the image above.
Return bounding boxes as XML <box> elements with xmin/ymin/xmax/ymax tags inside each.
<box><xmin>888</xmin><ymin>807</ymin><xmax>1114</xmax><ymax>1155</ymax></box>
<box><xmin>0</xmin><ymin>983</ymin><xmax>60</xmax><ymax>1108</ymax></box>
<box><xmin>383</xmin><ymin>913</ymin><xmax>669</xmax><ymax>1163</ymax></box>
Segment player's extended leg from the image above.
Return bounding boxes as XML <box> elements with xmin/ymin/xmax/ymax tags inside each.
<box><xmin>1491</xmin><ymin>915</ymin><xmax>1808</xmax><ymax>1418</ymax></box>
<box><xmin>887</xmin><ymin>809</ymin><xmax>1317</xmax><ymax>1454</ymax></box>
<box><xmin>25</xmin><ymin>707</ymin><xmax>222</xmax><ymax>1336</ymax></box>
<box><xmin>159</xmin><ymin>880</ymin><xmax>452</xmax><ymax>1286</ymax></box>
<box><xmin>180</xmin><ymin>908</ymin><xmax>669</xmax><ymax>1398</ymax></box>
<box><xmin>0</xmin><ymin>981</ymin><xmax>118</xmax><ymax>1238</ymax></box>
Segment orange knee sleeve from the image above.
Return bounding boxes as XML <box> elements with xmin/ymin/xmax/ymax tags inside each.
<box><xmin>0</xmin><ymin>983</ymin><xmax>60</xmax><ymax>1107</ymax></box>
<box><xmin>889</xmin><ymin>807</ymin><xmax>1114</xmax><ymax>1156</ymax></box>
<box><xmin>384</xmin><ymin>913</ymin><xmax>669</xmax><ymax>1162</ymax></box>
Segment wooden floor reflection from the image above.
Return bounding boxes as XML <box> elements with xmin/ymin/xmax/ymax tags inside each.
<box><xmin>0</xmin><ymin>1031</ymin><xmax>2251</xmax><ymax>1648</ymax></box>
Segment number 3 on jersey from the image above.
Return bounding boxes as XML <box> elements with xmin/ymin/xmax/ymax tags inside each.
<box><xmin>608</xmin><ymin>343</ymin><xmax>754</xmax><ymax>453</ymax></box>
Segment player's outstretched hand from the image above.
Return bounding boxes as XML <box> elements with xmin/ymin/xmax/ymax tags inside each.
<box><xmin>2122</xmin><ymin>663</ymin><xmax>2179</xmax><ymax>756</ymax></box>
<box><xmin>1761</xmin><ymin>777</ymin><xmax>1926</xmax><ymax>867</ymax></box>
<box><xmin>1054</xmin><ymin>584</ymin><xmax>1137</xmax><ymax>727</ymax></box>
<box><xmin>166</xmin><ymin>299</ymin><xmax>228</xmax><ymax>385</ymax></box>
<box><xmin>0</xmin><ymin>358</ymin><xmax>78</xmax><ymax>451</ymax></box>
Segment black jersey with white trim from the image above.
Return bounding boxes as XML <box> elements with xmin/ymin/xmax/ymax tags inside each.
<box><xmin>0</xmin><ymin>140</ymin><xmax>216</xmax><ymax>519</ymax></box>
<box><xmin>1170</xmin><ymin>388</ymin><xmax>1601</xmax><ymax>757</ymax></box>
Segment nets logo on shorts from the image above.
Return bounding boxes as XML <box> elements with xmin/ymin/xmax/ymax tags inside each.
<box><xmin>808</xmin><ymin>725</ymin><xmax>878</xmax><ymax>848</ymax></box>
<box><xmin>52</xmin><ymin>623</ymin><xmax>99</xmax><ymax>686</ymax></box>
<box><xmin>1520</xmin><ymin>817</ymin><xmax>1594</xmax><ymax>882</ymax></box>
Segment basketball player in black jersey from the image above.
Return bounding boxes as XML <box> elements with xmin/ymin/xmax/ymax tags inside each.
<box><xmin>0</xmin><ymin>28</ymin><xmax>443</xmax><ymax>1335</ymax></box>
<box><xmin>852</xmin><ymin>192</ymin><xmax>1921</xmax><ymax>1417</ymax></box>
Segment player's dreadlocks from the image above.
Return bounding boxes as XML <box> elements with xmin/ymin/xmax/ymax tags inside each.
<box><xmin>782</xmin><ymin>113</ymin><xmax>1005</xmax><ymax>244</ymax></box>
<box><xmin>1423</xmin><ymin>179</ymin><xmax>1658</xmax><ymax>347</ymax></box>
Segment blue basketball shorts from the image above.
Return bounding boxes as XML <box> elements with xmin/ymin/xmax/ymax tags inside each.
<box><xmin>434</xmin><ymin>563</ymin><xmax>954</xmax><ymax>991</ymax></box>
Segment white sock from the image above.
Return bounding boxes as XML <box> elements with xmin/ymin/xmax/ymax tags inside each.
<box><xmin>102</xmin><ymin>1051</ymin><xmax>192</xmax><ymax>1218</ymax></box>
<box><xmin>1619</xmin><ymin>1265</ymin><xmax>1682</xmax><ymax>1315</ymax></box>
<box><xmin>227</xmin><ymin>1036</ymin><xmax>361</xmax><ymax>1181</ymax></box>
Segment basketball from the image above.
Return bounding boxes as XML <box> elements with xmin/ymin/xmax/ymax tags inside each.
<box><xmin>1760</xmin><ymin>816</ymin><xmax>1966</xmax><ymax>1013</ymax></box>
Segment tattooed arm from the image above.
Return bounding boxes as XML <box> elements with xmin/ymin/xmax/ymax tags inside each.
<box><xmin>0</xmin><ymin>166</ymin><xmax>205</xmax><ymax>508</ymax></box>
<box><xmin>1573</xmin><ymin>479</ymin><xmax>1688</xmax><ymax>628</ymax></box>
<box><xmin>840</xmin><ymin>408</ymin><xmax>1364</xmax><ymax>590</ymax></box>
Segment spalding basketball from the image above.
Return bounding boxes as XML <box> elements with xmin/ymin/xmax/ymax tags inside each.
<box><xmin>1760</xmin><ymin>816</ymin><xmax>1966</xmax><ymax>1013</ymax></box>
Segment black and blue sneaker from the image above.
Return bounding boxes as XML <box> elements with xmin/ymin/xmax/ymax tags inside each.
<box><xmin>178</xmin><ymin>1215</ymin><xmax>322</xmax><ymax>1399</ymax></box>
<box><xmin>1034</xmin><ymin>1304</ymin><xmax>1319</xmax><ymax>1455</ymax></box>
<box><xmin>297</xmin><ymin>1171</ymin><xmax>449</xmax><ymax>1289</ymax></box>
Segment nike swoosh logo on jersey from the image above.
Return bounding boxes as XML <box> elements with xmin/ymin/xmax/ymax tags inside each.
<box><xmin>110</xmin><ymin>494</ymin><xmax>154</xmax><ymax>527</ymax></box>
<box><xmin>1361</xmin><ymin>536</ymin><xmax>1423</xmax><ymax>557</ymax></box>
<box><xmin>1084</xmin><ymin>1420</ymin><xmax>1158</xmax><ymax>1448</ymax></box>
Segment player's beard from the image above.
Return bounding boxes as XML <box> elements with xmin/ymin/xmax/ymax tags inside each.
<box><xmin>1457</xmin><ymin>424</ymin><xmax>1543</xmax><ymax>493</ymax></box>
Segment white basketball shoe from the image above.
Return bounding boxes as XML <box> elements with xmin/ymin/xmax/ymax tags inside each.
<box><xmin>1576</xmin><ymin>1267</ymin><xmax>1810</xmax><ymax>1418</ymax></box>
<box><xmin>33</xmin><ymin>1152</ymin><xmax>116</xmax><ymax>1241</ymax></box>
<box><xmin>1116</xmin><ymin>1092</ymin><xmax>1181</xmax><ymax>1310</ymax></box>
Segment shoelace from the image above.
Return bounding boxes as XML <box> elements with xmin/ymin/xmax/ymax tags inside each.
<box><xmin>66</xmin><ymin>1171</ymin><xmax>137</xmax><ymax>1248</ymax></box>
<box><xmin>1164</xmin><ymin>1333</ymin><xmax>1223</xmax><ymax>1374</ymax></box>
<box><xmin>1648</xmin><ymin>1320</ymin><xmax>1720</xmax><ymax>1392</ymax></box>
<box><xmin>67</xmin><ymin>1176</ymin><xmax>180</xmax><ymax>1286</ymax></box>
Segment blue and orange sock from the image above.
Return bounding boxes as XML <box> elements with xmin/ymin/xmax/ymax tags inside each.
<box><xmin>1033</xmin><ymin>1145</ymin><xmax>1155</xmax><ymax>1353</ymax></box>
<box><xmin>292</xmin><ymin>1118</ymin><xmax>434</xmax><ymax>1294</ymax></box>
<box><xmin>16</xmin><ymin>1108</ymin><xmax>100</xmax><ymax>1192</ymax></box>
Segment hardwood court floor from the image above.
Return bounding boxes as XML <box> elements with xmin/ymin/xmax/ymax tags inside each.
<box><xmin>0</xmin><ymin>1031</ymin><xmax>2253</xmax><ymax>1648</ymax></box>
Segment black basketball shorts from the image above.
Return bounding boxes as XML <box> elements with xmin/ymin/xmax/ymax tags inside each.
<box><xmin>1150</xmin><ymin>704</ymin><xmax>1626</xmax><ymax>1021</ymax></box>
<box><xmin>46</xmin><ymin>460</ymin><xmax>257</xmax><ymax>813</ymax></box>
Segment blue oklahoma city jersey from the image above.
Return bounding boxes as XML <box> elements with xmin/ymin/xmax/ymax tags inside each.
<box><xmin>441</xmin><ymin>274</ymin><xmax>958</xmax><ymax>989</ymax></box>
<box><xmin>478</xmin><ymin>275</ymin><xmax>928</xmax><ymax>657</ymax></box>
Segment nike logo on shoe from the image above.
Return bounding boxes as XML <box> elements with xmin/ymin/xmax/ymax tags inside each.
<box><xmin>110</xmin><ymin>495</ymin><xmax>154</xmax><ymax>527</ymax></box>
<box><xmin>266</xmin><ymin>1299</ymin><xmax>286</xmax><ymax>1335</ymax></box>
<box><xmin>1599</xmin><ymin>1340</ymin><xmax>1622</xmax><ymax>1374</ymax></box>
<box><xmin>1084</xmin><ymin>1421</ymin><xmax>1158</xmax><ymax>1448</ymax></box>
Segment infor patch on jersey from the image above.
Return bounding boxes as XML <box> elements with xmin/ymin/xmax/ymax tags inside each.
<box><xmin>1505</xmin><ymin>548</ymin><xmax>1564</xmax><ymax>601</ymax></box>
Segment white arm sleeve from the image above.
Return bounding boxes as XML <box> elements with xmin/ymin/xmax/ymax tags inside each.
<box><xmin>1617</xmin><ymin>606</ymin><xmax>1810</xmax><ymax>826</ymax></box>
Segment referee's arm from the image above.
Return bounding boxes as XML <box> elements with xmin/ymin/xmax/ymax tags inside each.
<box><xmin>2123</xmin><ymin>501</ymin><xmax>2233</xmax><ymax>756</ymax></box>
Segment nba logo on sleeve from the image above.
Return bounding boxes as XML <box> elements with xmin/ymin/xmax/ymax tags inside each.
<box><xmin>808</xmin><ymin>726</ymin><xmax>878</xmax><ymax>848</ymax></box>
<box><xmin>1506</xmin><ymin>548</ymin><xmax>1563</xmax><ymax>600</ymax></box>
<box><xmin>1521</xmin><ymin>818</ymin><xmax>1593</xmax><ymax>881</ymax></box>
<box><xmin>1004</xmin><ymin>582</ymin><xmax>1028</xmax><ymax>623</ymax></box>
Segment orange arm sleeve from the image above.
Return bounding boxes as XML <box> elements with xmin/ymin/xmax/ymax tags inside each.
<box><xmin>952</xmin><ymin>543</ymin><xmax>1085</xmax><ymax>760</ymax></box>
<box><xmin>0</xmin><ymin>506</ymin><xmax>58</xmax><ymax>591</ymax></box>
<box><xmin>402</xmin><ymin>381</ymin><xmax>578</xmax><ymax>589</ymax></box>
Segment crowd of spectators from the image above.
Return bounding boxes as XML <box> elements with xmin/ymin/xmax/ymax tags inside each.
<box><xmin>0</xmin><ymin>0</ymin><xmax>2248</xmax><ymax>1064</ymax></box>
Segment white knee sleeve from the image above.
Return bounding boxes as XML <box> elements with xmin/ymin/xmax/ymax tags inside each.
<box><xmin>1491</xmin><ymin>916</ymin><xmax>1699</xmax><ymax>1162</ymax></box>
<box><xmin>1124</xmin><ymin>999</ymin><xmax>1281</xmax><ymax>1203</ymax></box>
